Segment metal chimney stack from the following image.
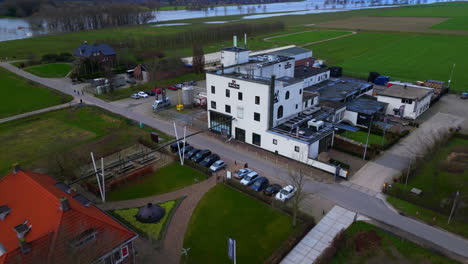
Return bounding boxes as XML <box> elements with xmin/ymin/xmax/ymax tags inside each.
<box><xmin>233</xmin><ymin>35</ymin><xmax>237</xmax><ymax>47</ymax></box>
<box><xmin>244</xmin><ymin>33</ymin><xmax>247</xmax><ymax>48</ymax></box>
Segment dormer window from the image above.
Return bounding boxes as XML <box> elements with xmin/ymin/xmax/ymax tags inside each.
<box><xmin>0</xmin><ymin>205</ymin><xmax>10</xmax><ymax>221</ymax></box>
<box><xmin>70</xmin><ymin>228</ymin><xmax>97</xmax><ymax>248</ymax></box>
<box><xmin>14</xmin><ymin>221</ymin><xmax>32</xmax><ymax>239</ymax></box>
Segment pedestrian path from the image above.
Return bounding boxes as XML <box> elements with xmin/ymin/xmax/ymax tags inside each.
<box><xmin>340</xmin><ymin>181</ymin><xmax>378</xmax><ymax>197</ymax></box>
<box><xmin>0</xmin><ymin>101</ymin><xmax>77</xmax><ymax>124</ymax></box>
<box><xmin>281</xmin><ymin>206</ymin><xmax>356</xmax><ymax>264</ymax></box>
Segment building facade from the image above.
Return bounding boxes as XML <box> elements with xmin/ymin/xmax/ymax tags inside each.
<box><xmin>377</xmin><ymin>84</ymin><xmax>433</xmax><ymax>119</ymax></box>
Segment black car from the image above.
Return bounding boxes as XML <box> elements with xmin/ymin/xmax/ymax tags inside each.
<box><xmin>179</xmin><ymin>145</ymin><xmax>193</xmax><ymax>155</ymax></box>
<box><xmin>185</xmin><ymin>148</ymin><xmax>200</xmax><ymax>159</ymax></box>
<box><xmin>199</xmin><ymin>154</ymin><xmax>220</xmax><ymax>167</ymax></box>
<box><xmin>170</xmin><ymin>141</ymin><xmax>187</xmax><ymax>153</ymax></box>
<box><xmin>146</xmin><ymin>90</ymin><xmax>156</xmax><ymax>96</ymax></box>
<box><xmin>263</xmin><ymin>184</ymin><xmax>282</xmax><ymax>196</ymax></box>
<box><xmin>190</xmin><ymin>149</ymin><xmax>211</xmax><ymax>163</ymax></box>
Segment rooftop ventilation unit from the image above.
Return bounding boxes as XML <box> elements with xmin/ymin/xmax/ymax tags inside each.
<box><xmin>14</xmin><ymin>221</ymin><xmax>32</xmax><ymax>239</ymax></box>
<box><xmin>0</xmin><ymin>205</ymin><xmax>10</xmax><ymax>221</ymax></box>
<box><xmin>55</xmin><ymin>182</ymin><xmax>71</xmax><ymax>194</ymax></box>
<box><xmin>73</xmin><ymin>194</ymin><xmax>91</xmax><ymax>207</ymax></box>
<box><xmin>308</xmin><ymin>119</ymin><xmax>324</xmax><ymax>132</ymax></box>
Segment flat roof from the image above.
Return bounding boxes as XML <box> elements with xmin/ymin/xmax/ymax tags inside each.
<box><xmin>222</xmin><ymin>47</ymin><xmax>249</xmax><ymax>52</ymax></box>
<box><xmin>208</xmin><ymin>72</ymin><xmax>301</xmax><ymax>87</ymax></box>
<box><xmin>319</xmin><ymin>100</ymin><xmax>346</xmax><ymax>111</ymax></box>
<box><xmin>305</xmin><ymin>79</ymin><xmax>373</xmax><ymax>102</ymax></box>
<box><xmin>346</xmin><ymin>97</ymin><xmax>388</xmax><ymax>115</ymax></box>
<box><xmin>294</xmin><ymin>66</ymin><xmax>329</xmax><ymax>79</ymax></box>
<box><xmin>377</xmin><ymin>84</ymin><xmax>433</xmax><ymax>100</ymax></box>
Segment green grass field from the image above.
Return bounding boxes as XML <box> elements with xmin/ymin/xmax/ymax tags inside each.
<box><xmin>268</xmin><ymin>30</ymin><xmax>351</xmax><ymax>45</ymax></box>
<box><xmin>183</xmin><ymin>184</ymin><xmax>294</xmax><ymax>264</ymax></box>
<box><xmin>341</xmin><ymin>130</ymin><xmax>386</xmax><ymax>146</ymax></box>
<box><xmin>0</xmin><ymin>106</ymin><xmax>167</xmax><ymax>176</ymax></box>
<box><xmin>24</xmin><ymin>63</ymin><xmax>72</xmax><ymax>78</ymax></box>
<box><xmin>0</xmin><ymin>67</ymin><xmax>72</xmax><ymax>118</ymax></box>
<box><xmin>374</xmin><ymin>2</ymin><xmax>468</xmax><ymax>30</ymax></box>
<box><xmin>309</xmin><ymin>32</ymin><xmax>467</xmax><ymax>92</ymax></box>
<box><xmin>107</xmin><ymin>163</ymin><xmax>206</xmax><ymax>201</ymax></box>
<box><xmin>331</xmin><ymin>221</ymin><xmax>458</xmax><ymax>264</ymax></box>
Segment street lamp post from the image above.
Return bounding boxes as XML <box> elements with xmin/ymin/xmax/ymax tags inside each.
<box><xmin>363</xmin><ymin>116</ymin><xmax>374</xmax><ymax>160</ymax></box>
<box><xmin>448</xmin><ymin>191</ymin><xmax>460</xmax><ymax>225</ymax></box>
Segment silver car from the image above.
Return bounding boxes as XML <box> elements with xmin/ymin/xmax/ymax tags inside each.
<box><xmin>210</xmin><ymin>160</ymin><xmax>226</xmax><ymax>172</ymax></box>
<box><xmin>130</xmin><ymin>93</ymin><xmax>140</xmax><ymax>99</ymax></box>
<box><xmin>233</xmin><ymin>168</ymin><xmax>253</xmax><ymax>180</ymax></box>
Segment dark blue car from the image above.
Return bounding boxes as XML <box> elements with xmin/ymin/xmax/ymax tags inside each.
<box><xmin>250</xmin><ymin>177</ymin><xmax>269</xmax><ymax>191</ymax></box>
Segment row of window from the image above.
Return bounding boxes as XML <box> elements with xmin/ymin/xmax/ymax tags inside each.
<box><xmin>211</xmin><ymin>101</ymin><xmax>261</xmax><ymax>121</ymax></box>
<box><xmin>211</xmin><ymin>86</ymin><xmax>261</xmax><ymax>104</ymax></box>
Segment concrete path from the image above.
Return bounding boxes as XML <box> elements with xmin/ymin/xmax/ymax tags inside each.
<box><xmin>2</xmin><ymin>62</ymin><xmax>468</xmax><ymax>261</ymax></box>
<box><xmin>351</xmin><ymin>112</ymin><xmax>464</xmax><ymax>192</ymax></box>
<box><xmin>0</xmin><ymin>101</ymin><xmax>77</xmax><ymax>124</ymax></box>
<box><xmin>281</xmin><ymin>206</ymin><xmax>356</xmax><ymax>264</ymax></box>
<box><xmin>101</xmin><ymin>176</ymin><xmax>217</xmax><ymax>264</ymax></box>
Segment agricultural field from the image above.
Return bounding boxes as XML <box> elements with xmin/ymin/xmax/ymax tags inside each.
<box><xmin>0</xmin><ymin>106</ymin><xmax>167</xmax><ymax>176</ymax></box>
<box><xmin>24</xmin><ymin>63</ymin><xmax>72</xmax><ymax>78</ymax></box>
<box><xmin>330</xmin><ymin>221</ymin><xmax>458</xmax><ymax>264</ymax></box>
<box><xmin>266</xmin><ymin>30</ymin><xmax>351</xmax><ymax>45</ymax></box>
<box><xmin>183</xmin><ymin>184</ymin><xmax>294</xmax><ymax>264</ymax></box>
<box><xmin>386</xmin><ymin>134</ymin><xmax>468</xmax><ymax>238</ymax></box>
<box><xmin>309</xmin><ymin>32</ymin><xmax>468</xmax><ymax>93</ymax></box>
<box><xmin>0</xmin><ymin>67</ymin><xmax>72</xmax><ymax>118</ymax></box>
<box><xmin>107</xmin><ymin>163</ymin><xmax>206</xmax><ymax>201</ymax></box>
<box><xmin>374</xmin><ymin>2</ymin><xmax>468</xmax><ymax>31</ymax></box>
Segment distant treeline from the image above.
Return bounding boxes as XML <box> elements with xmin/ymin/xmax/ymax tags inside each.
<box><xmin>107</xmin><ymin>21</ymin><xmax>285</xmax><ymax>52</ymax></box>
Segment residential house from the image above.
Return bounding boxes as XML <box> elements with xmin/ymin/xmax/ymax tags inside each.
<box><xmin>376</xmin><ymin>84</ymin><xmax>433</xmax><ymax>119</ymax></box>
<box><xmin>74</xmin><ymin>42</ymin><xmax>116</xmax><ymax>64</ymax></box>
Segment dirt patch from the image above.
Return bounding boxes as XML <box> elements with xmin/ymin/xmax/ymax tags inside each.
<box><xmin>315</xmin><ymin>16</ymin><xmax>468</xmax><ymax>35</ymax></box>
<box><xmin>354</xmin><ymin>230</ymin><xmax>381</xmax><ymax>252</ymax></box>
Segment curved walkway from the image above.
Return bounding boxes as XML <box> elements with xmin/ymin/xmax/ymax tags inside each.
<box><xmin>101</xmin><ymin>175</ymin><xmax>218</xmax><ymax>264</ymax></box>
<box><xmin>263</xmin><ymin>30</ymin><xmax>357</xmax><ymax>47</ymax></box>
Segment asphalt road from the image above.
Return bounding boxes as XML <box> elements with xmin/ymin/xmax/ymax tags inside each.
<box><xmin>2</xmin><ymin>62</ymin><xmax>468</xmax><ymax>261</ymax></box>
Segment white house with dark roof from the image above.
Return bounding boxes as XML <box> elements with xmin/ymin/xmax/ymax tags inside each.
<box><xmin>376</xmin><ymin>84</ymin><xmax>433</xmax><ymax>119</ymax></box>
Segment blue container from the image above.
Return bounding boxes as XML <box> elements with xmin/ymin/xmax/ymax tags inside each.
<box><xmin>374</xmin><ymin>76</ymin><xmax>390</xmax><ymax>85</ymax></box>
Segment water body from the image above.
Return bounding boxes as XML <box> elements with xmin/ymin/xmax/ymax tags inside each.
<box><xmin>0</xmin><ymin>0</ymin><xmax>449</xmax><ymax>42</ymax></box>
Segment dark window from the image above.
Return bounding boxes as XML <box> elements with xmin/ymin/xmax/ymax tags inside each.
<box><xmin>295</xmin><ymin>104</ymin><xmax>298</xmax><ymax>109</ymax></box>
<box><xmin>225</xmin><ymin>105</ymin><xmax>231</xmax><ymax>113</ymax></box>
<box><xmin>254</xmin><ymin>112</ymin><xmax>260</xmax><ymax>121</ymax></box>
<box><xmin>305</xmin><ymin>100</ymin><xmax>309</xmax><ymax>107</ymax></box>
<box><xmin>238</xmin><ymin>92</ymin><xmax>243</xmax><ymax>101</ymax></box>
<box><xmin>299</xmin><ymin>89</ymin><xmax>302</xmax><ymax>94</ymax></box>
<box><xmin>252</xmin><ymin>133</ymin><xmax>261</xmax><ymax>146</ymax></box>
<box><xmin>285</xmin><ymin>91</ymin><xmax>290</xmax><ymax>100</ymax></box>
<box><xmin>70</xmin><ymin>228</ymin><xmax>97</xmax><ymax>248</ymax></box>
<box><xmin>277</xmin><ymin>105</ymin><xmax>284</xmax><ymax>119</ymax></box>
<box><xmin>226</xmin><ymin>89</ymin><xmax>230</xmax><ymax>98</ymax></box>
<box><xmin>402</xmin><ymin>99</ymin><xmax>413</xmax><ymax>104</ymax></box>
<box><xmin>211</xmin><ymin>101</ymin><xmax>216</xmax><ymax>109</ymax></box>
<box><xmin>273</xmin><ymin>139</ymin><xmax>277</xmax><ymax>145</ymax></box>
<box><xmin>255</xmin><ymin>96</ymin><xmax>260</xmax><ymax>105</ymax></box>
<box><xmin>295</xmin><ymin>146</ymin><xmax>300</xmax><ymax>152</ymax></box>
<box><xmin>211</xmin><ymin>86</ymin><xmax>215</xmax><ymax>94</ymax></box>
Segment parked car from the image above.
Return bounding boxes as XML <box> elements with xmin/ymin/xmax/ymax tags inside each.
<box><xmin>170</xmin><ymin>141</ymin><xmax>187</xmax><ymax>153</ymax></box>
<box><xmin>191</xmin><ymin>149</ymin><xmax>211</xmax><ymax>163</ymax></box>
<box><xmin>234</xmin><ymin>168</ymin><xmax>253</xmax><ymax>180</ymax></box>
<box><xmin>126</xmin><ymin>79</ymin><xmax>136</xmax><ymax>84</ymax></box>
<box><xmin>130</xmin><ymin>93</ymin><xmax>140</xmax><ymax>99</ymax></box>
<box><xmin>209</xmin><ymin>160</ymin><xmax>226</xmax><ymax>172</ymax></box>
<box><xmin>263</xmin><ymin>184</ymin><xmax>282</xmax><ymax>196</ymax></box>
<box><xmin>146</xmin><ymin>90</ymin><xmax>156</xmax><ymax>96</ymax></box>
<box><xmin>167</xmin><ymin>85</ymin><xmax>178</xmax><ymax>90</ymax></box>
<box><xmin>240</xmin><ymin>171</ymin><xmax>259</xmax><ymax>186</ymax></box>
<box><xmin>178</xmin><ymin>145</ymin><xmax>193</xmax><ymax>155</ymax></box>
<box><xmin>155</xmin><ymin>88</ymin><xmax>162</xmax><ymax>94</ymax></box>
<box><xmin>461</xmin><ymin>92</ymin><xmax>468</xmax><ymax>99</ymax></box>
<box><xmin>275</xmin><ymin>185</ymin><xmax>297</xmax><ymax>202</ymax></box>
<box><xmin>137</xmin><ymin>91</ymin><xmax>148</xmax><ymax>98</ymax></box>
<box><xmin>199</xmin><ymin>154</ymin><xmax>220</xmax><ymax>167</ymax></box>
<box><xmin>185</xmin><ymin>148</ymin><xmax>200</xmax><ymax>159</ymax></box>
<box><xmin>175</xmin><ymin>83</ymin><xmax>183</xmax><ymax>89</ymax></box>
<box><xmin>187</xmin><ymin>80</ymin><xmax>197</xmax><ymax>86</ymax></box>
<box><xmin>251</xmin><ymin>177</ymin><xmax>269</xmax><ymax>191</ymax></box>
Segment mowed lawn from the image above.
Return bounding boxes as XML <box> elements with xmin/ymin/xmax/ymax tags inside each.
<box><xmin>183</xmin><ymin>184</ymin><xmax>294</xmax><ymax>264</ymax></box>
<box><xmin>341</xmin><ymin>130</ymin><xmax>386</xmax><ymax>146</ymax></box>
<box><xmin>330</xmin><ymin>221</ymin><xmax>458</xmax><ymax>264</ymax></box>
<box><xmin>0</xmin><ymin>106</ymin><xmax>157</xmax><ymax>175</ymax></box>
<box><xmin>0</xmin><ymin>68</ymin><xmax>72</xmax><ymax>118</ymax></box>
<box><xmin>268</xmin><ymin>30</ymin><xmax>351</xmax><ymax>45</ymax></box>
<box><xmin>309</xmin><ymin>32</ymin><xmax>468</xmax><ymax>93</ymax></box>
<box><xmin>107</xmin><ymin>163</ymin><xmax>206</xmax><ymax>201</ymax></box>
<box><xmin>24</xmin><ymin>63</ymin><xmax>72</xmax><ymax>78</ymax></box>
<box><xmin>374</xmin><ymin>2</ymin><xmax>468</xmax><ymax>30</ymax></box>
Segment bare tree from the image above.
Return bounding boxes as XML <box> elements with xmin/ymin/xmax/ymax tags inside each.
<box><xmin>288</xmin><ymin>168</ymin><xmax>312</xmax><ymax>227</ymax></box>
<box><xmin>192</xmin><ymin>43</ymin><xmax>205</xmax><ymax>74</ymax></box>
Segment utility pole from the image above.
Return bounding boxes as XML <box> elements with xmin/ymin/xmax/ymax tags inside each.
<box><xmin>405</xmin><ymin>157</ymin><xmax>411</xmax><ymax>190</ymax></box>
<box><xmin>448</xmin><ymin>63</ymin><xmax>456</xmax><ymax>89</ymax></box>
<box><xmin>448</xmin><ymin>191</ymin><xmax>460</xmax><ymax>225</ymax></box>
<box><xmin>363</xmin><ymin>116</ymin><xmax>373</xmax><ymax>160</ymax></box>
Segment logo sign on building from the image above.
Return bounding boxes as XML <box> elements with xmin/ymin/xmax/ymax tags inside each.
<box><xmin>285</xmin><ymin>62</ymin><xmax>292</xmax><ymax>69</ymax></box>
<box><xmin>228</xmin><ymin>80</ymin><xmax>240</xmax><ymax>89</ymax></box>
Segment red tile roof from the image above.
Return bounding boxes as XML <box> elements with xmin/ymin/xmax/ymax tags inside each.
<box><xmin>0</xmin><ymin>170</ymin><xmax>136</xmax><ymax>264</ymax></box>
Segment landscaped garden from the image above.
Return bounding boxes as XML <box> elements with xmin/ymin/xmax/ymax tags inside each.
<box><xmin>329</xmin><ymin>221</ymin><xmax>458</xmax><ymax>264</ymax></box>
<box><xmin>386</xmin><ymin>134</ymin><xmax>468</xmax><ymax>238</ymax></box>
<box><xmin>0</xmin><ymin>67</ymin><xmax>72</xmax><ymax>118</ymax></box>
<box><xmin>112</xmin><ymin>199</ymin><xmax>179</xmax><ymax>241</ymax></box>
<box><xmin>340</xmin><ymin>130</ymin><xmax>386</xmax><ymax>146</ymax></box>
<box><xmin>107</xmin><ymin>163</ymin><xmax>206</xmax><ymax>201</ymax></box>
<box><xmin>183</xmin><ymin>184</ymin><xmax>295</xmax><ymax>264</ymax></box>
<box><xmin>24</xmin><ymin>63</ymin><xmax>72</xmax><ymax>78</ymax></box>
<box><xmin>0</xmin><ymin>106</ymin><xmax>169</xmax><ymax>176</ymax></box>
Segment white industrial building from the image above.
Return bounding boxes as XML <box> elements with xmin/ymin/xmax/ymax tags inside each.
<box><xmin>206</xmin><ymin>45</ymin><xmax>348</xmax><ymax>177</ymax></box>
<box><xmin>376</xmin><ymin>82</ymin><xmax>433</xmax><ymax>120</ymax></box>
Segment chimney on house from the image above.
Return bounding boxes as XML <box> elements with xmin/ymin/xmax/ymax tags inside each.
<box><xmin>0</xmin><ymin>205</ymin><xmax>10</xmax><ymax>221</ymax></box>
<box><xmin>60</xmin><ymin>197</ymin><xmax>70</xmax><ymax>211</ymax></box>
<box><xmin>13</xmin><ymin>164</ymin><xmax>21</xmax><ymax>174</ymax></box>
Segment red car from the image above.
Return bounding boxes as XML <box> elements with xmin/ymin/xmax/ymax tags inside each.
<box><xmin>151</xmin><ymin>88</ymin><xmax>162</xmax><ymax>94</ymax></box>
<box><xmin>167</xmin><ymin>86</ymin><xmax>177</xmax><ymax>90</ymax></box>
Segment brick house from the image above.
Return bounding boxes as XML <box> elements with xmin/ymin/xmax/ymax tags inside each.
<box><xmin>74</xmin><ymin>42</ymin><xmax>116</xmax><ymax>64</ymax></box>
<box><xmin>0</xmin><ymin>167</ymin><xmax>137</xmax><ymax>264</ymax></box>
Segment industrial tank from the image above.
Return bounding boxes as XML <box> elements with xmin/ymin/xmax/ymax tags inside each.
<box><xmin>181</xmin><ymin>86</ymin><xmax>194</xmax><ymax>107</ymax></box>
